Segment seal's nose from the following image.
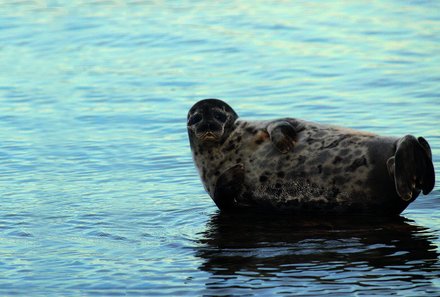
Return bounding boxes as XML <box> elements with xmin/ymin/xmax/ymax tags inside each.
<box><xmin>200</xmin><ymin>122</ymin><xmax>219</xmax><ymax>132</ymax></box>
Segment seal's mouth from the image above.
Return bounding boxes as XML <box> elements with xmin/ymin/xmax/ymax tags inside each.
<box><xmin>201</xmin><ymin>132</ymin><xmax>218</xmax><ymax>141</ymax></box>
<box><xmin>196</xmin><ymin>131</ymin><xmax>221</xmax><ymax>142</ymax></box>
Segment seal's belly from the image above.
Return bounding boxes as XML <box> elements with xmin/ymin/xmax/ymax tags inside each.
<box><xmin>235</xmin><ymin>129</ymin><xmax>397</xmax><ymax>210</ymax></box>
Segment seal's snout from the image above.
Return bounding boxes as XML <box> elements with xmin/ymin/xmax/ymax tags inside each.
<box><xmin>192</xmin><ymin>120</ymin><xmax>223</xmax><ymax>142</ymax></box>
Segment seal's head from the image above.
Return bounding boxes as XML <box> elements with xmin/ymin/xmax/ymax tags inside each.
<box><xmin>187</xmin><ymin>99</ymin><xmax>238</xmax><ymax>145</ymax></box>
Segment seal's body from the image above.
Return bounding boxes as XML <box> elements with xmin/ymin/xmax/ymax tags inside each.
<box><xmin>187</xmin><ymin>99</ymin><xmax>435</xmax><ymax>215</ymax></box>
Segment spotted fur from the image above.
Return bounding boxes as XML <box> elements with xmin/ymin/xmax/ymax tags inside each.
<box><xmin>188</xmin><ymin>99</ymin><xmax>435</xmax><ymax>215</ymax></box>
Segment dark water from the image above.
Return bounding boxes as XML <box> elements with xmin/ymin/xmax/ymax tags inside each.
<box><xmin>198</xmin><ymin>214</ymin><xmax>439</xmax><ymax>296</ymax></box>
<box><xmin>0</xmin><ymin>1</ymin><xmax>439</xmax><ymax>296</ymax></box>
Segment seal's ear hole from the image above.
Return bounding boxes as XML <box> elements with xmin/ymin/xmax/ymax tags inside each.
<box><xmin>188</xmin><ymin>114</ymin><xmax>202</xmax><ymax>126</ymax></box>
<box><xmin>214</xmin><ymin>111</ymin><xmax>227</xmax><ymax>122</ymax></box>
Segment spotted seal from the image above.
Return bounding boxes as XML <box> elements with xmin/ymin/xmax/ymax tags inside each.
<box><xmin>187</xmin><ymin>99</ymin><xmax>435</xmax><ymax>215</ymax></box>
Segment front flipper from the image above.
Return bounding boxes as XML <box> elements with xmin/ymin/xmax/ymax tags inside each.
<box><xmin>213</xmin><ymin>164</ymin><xmax>245</xmax><ymax>211</ymax></box>
<box><xmin>391</xmin><ymin>135</ymin><xmax>435</xmax><ymax>201</ymax></box>
<box><xmin>267</xmin><ymin>120</ymin><xmax>297</xmax><ymax>153</ymax></box>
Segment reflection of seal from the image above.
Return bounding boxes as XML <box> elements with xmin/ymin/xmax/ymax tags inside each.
<box><xmin>187</xmin><ymin>99</ymin><xmax>435</xmax><ymax>215</ymax></box>
<box><xmin>197</xmin><ymin>212</ymin><xmax>438</xmax><ymax>280</ymax></box>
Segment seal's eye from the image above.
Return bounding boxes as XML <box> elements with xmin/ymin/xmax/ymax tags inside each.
<box><xmin>214</xmin><ymin>111</ymin><xmax>227</xmax><ymax>122</ymax></box>
<box><xmin>188</xmin><ymin>114</ymin><xmax>202</xmax><ymax>126</ymax></box>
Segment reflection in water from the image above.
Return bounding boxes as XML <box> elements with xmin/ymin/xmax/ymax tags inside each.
<box><xmin>197</xmin><ymin>212</ymin><xmax>439</xmax><ymax>295</ymax></box>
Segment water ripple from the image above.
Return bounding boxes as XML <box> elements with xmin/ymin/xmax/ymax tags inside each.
<box><xmin>0</xmin><ymin>0</ymin><xmax>439</xmax><ymax>296</ymax></box>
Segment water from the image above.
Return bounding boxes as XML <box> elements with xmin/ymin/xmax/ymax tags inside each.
<box><xmin>0</xmin><ymin>1</ymin><xmax>439</xmax><ymax>296</ymax></box>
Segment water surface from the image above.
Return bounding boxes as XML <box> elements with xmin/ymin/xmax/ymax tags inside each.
<box><xmin>0</xmin><ymin>1</ymin><xmax>439</xmax><ymax>296</ymax></box>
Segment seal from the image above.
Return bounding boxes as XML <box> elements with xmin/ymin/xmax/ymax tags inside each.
<box><xmin>187</xmin><ymin>98</ymin><xmax>435</xmax><ymax>215</ymax></box>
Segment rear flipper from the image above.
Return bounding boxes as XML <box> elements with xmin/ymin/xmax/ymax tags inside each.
<box><xmin>387</xmin><ymin>135</ymin><xmax>435</xmax><ymax>201</ymax></box>
<box><xmin>213</xmin><ymin>164</ymin><xmax>245</xmax><ymax>211</ymax></box>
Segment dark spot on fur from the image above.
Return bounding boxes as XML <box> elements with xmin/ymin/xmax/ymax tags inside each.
<box><xmin>214</xmin><ymin>171</ymin><xmax>220</xmax><ymax>176</ymax></box>
<box><xmin>340</xmin><ymin>148</ymin><xmax>350</xmax><ymax>155</ymax></box>
<box><xmin>297</xmin><ymin>171</ymin><xmax>306</xmax><ymax>178</ymax></box>
<box><xmin>316</xmin><ymin>151</ymin><xmax>331</xmax><ymax>164</ymax></box>
<box><xmin>246</xmin><ymin>127</ymin><xmax>257</xmax><ymax>134</ymax></box>
<box><xmin>236</xmin><ymin>158</ymin><xmax>242</xmax><ymax>163</ymax></box>
<box><xmin>333</xmin><ymin>167</ymin><xmax>342</xmax><ymax>174</ymax></box>
<box><xmin>198</xmin><ymin>145</ymin><xmax>204</xmax><ymax>154</ymax></box>
<box><xmin>259</xmin><ymin>175</ymin><xmax>268</xmax><ymax>182</ymax></box>
<box><xmin>323</xmin><ymin>139</ymin><xmax>340</xmax><ymax>149</ymax></box>
<box><xmin>306</xmin><ymin>138</ymin><xmax>313</xmax><ymax>145</ymax></box>
<box><xmin>194</xmin><ymin>152</ymin><xmax>198</xmax><ymax>156</ymax></box>
<box><xmin>210</xmin><ymin>156</ymin><xmax>214</xmax><ymax>161</ymax></box>
<box><xmin>343</xmin><ymin>155</ymin><xmax>352</xmax><ymax>164</ymax></box>
<box><xmin>347</xmin><ymin>156</ymin><xmax>368</xmax><ymax>172</ymax></box>
<box><xmin>270</xmin><ymin>187</ymin><xmax>282</xmax><ymax>196</ymax></box>
<box><xmin>317</xmin><ymin>165</ymin><xmax>322</xmax><ymax>174</ymax></box>
<box><xmin>314</xmin><ymin>130</ymin><xmax>327</xmax><ymax>137</ymax></box>
<box><xmin>323</xmin><ymin>166</ymin><xmax>333</xmax><ymax>176</ymax></box>
<box><xmin>277</xmin><ymin>171</ymin><xmax>285</xmax><ymax>178</ymax></box>
<box><xmin>255</xmin><ymin>139</ymin><xmax>264</xmax><ymax>145</ymax></box>
<box><xmin>237</xmin><ymin>136</ymin><xmax>242</xmax><ymax>142</ymax></box>
<box><xmin>297</xmin><ymin>155</ymin><xmax>306</xmax><ymax>165</ymax></box>
<box><xmin>328</xmin><ymin>135</ymin><xmax>350</xmax><ymax>148</ymax></box>
<box><xmin>275</xmin><ymin>183</ymin><xmax>282</xmax><ymax>188</ymax></box>
<box><xmin>333</xmin><ymin>156</ymin><xmax>343</xmax><ymax>164</ymax></box>
<box><xmin>223</xmin><ymin>142</ymin><xmax>236</xmax><ymax>152</ymax></box>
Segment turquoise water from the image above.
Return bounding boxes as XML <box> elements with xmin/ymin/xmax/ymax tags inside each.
<box><xmin>0</xmin><ymin>1</ymin><xmax>439</xmax><ymax>296</ymax></box>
